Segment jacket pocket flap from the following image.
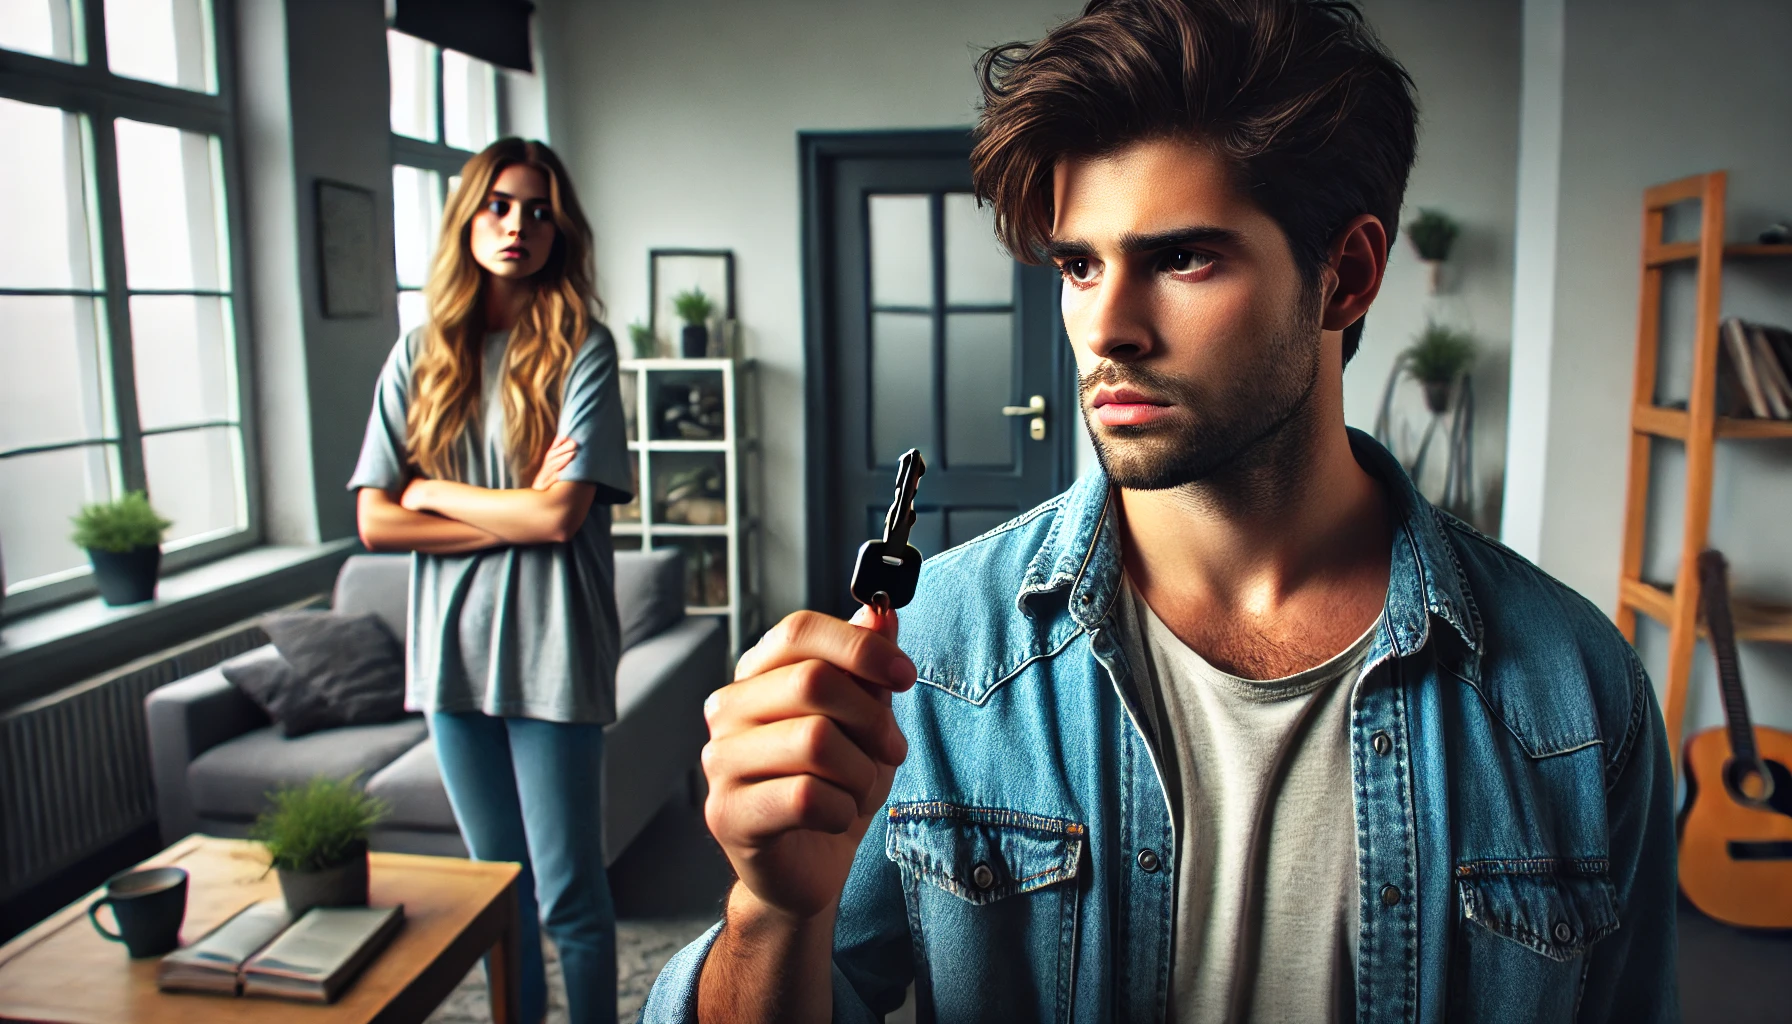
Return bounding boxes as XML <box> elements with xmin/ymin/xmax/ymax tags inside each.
<box><xmin>885</xmin><ymin>802</ymin><xmax>1085</xmax><ymax>906</ymax></box>
<box><xmin>1455</xmin><ymin>859</ymin><xmax>1619</xmax><ymax>962</ymax></box>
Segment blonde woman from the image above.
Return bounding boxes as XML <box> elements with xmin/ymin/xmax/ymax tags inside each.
<box><xmin>351</xmin><ymin>138</ymin><xmax>630</xmax><ymax>1024</ymax></box>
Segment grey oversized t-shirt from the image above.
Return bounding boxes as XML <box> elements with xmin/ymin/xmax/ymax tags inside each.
<box><xmin>348</xmin><ymin>325</ymin><xmax>632</xmax><ymax>724</ymax></box>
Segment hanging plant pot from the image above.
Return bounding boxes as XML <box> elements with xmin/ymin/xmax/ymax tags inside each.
<box><xmin>1420</xmin><ymin>378</ymin><xmax>1454</xmax><ymax>415</ymax></box>
<box><xmin>276</xmin><ymin>841</ymin><xmax>370</xmax><ymax>918</ymax></box>
<box><xmin>87</xmin><ymin>546</ymin><xmax>161</xmax><ymax>606</ymax></box>
<box><xmin>1421</xmin><ymin>258</ymin><xmax>1444</xmax><ymax>295</ymax></box>
<box><xmin>680</xmin><ymin>324</ymin><xmax>709</xmax><ymax>359</ymax></box>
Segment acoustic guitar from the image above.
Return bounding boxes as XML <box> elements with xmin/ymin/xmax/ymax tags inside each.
<box><xmin>1677</xmin><ymin>549</ymin><xmax>1792</xmax><ymax>929</ymax></box>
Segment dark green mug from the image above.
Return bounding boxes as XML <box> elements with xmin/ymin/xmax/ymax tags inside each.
<box><xmin>87</xmin><ymin>866</ymin><xmax>187</xmax><ymax>957</ymax></box>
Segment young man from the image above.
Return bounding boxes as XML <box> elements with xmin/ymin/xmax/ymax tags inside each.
<box><xmin>645</xmin><ymin>1</ymin><xmax>1677</xmax><ymax>1021</ymax></box>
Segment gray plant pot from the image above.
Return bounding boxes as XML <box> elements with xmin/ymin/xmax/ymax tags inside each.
<box><xmin>1421</xmin><ymin>379</ymin><xmax>1454</xmax><ymax>415</ymax></box>
<box><xmin>276</xmin><ymin>842</ymin><xmax>369</xmax><ymax>918</ymax></box>
<box><xmin>680</xmin><ymin>324</ymin><xmax>709</xmax><ymax>359</ymax></box>
<box><xmin>87</xmin><ymin>546</ymin><xmax>160</xmax><ymax>606</ymax></box>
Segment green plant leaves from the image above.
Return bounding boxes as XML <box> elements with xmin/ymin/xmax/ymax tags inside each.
<box><xmin>251</xmin><ymin>774</ymin><xmax>388</xmax><ymax>873</ymax></box>
<box><xmin>672</xmin><ymin>288</ymin><xmax>715</xmax><ymax>325</ymax></box>
<box><xmin>69</xmin><ymin>490</ymin><xmax>171</xmax><ymax>553</ymax></box>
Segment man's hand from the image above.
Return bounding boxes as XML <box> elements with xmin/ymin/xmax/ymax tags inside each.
<box><xmin>703</xmin><ymin>606</ymin><xmax>916</xmax><ymax>923</ymax></box>
<box><xmin>532</xmin><ymin>436</ymin><xmax>577</xmax><ymax>491</ymax></box>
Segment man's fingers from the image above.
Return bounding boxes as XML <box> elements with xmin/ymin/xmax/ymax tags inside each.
<box><xmin>703</xmin><ymin>716</ymin><xmax>882</xmax><ymax>815</ymax></box>
<box><xmin>705</xmin><ymin>661</ymin><xmax>906</xmax><ymax>766</ymax></box>
<box><xmin>736</xmin><ymin>610</ymin><xmax>916</xmax><ymax>692</ymax></box>
<box><xmin>710</xmin><ymin>774</ymin><xmax>860</xmax><ymax>842</ymax></box>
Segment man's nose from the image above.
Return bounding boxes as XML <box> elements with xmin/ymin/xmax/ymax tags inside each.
<box><xmin>1082</xmin><ymin>269</ymin><xmax>1153</xmax><ymax>362</ymax></box>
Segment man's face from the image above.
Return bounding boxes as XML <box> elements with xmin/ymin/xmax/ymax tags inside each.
<box><xmin>1050</xmin><ymin>136</ymin><xmax>1324</xmax><ymax>489</ymax></box>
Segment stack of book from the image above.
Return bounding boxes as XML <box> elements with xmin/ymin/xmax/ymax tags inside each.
<box><xmin>157</xmin><ymin>901</ymin><xmax>404</xmax><ymax>1004</ymax></box>
<box><xmin>1720</xmin><ymin>317</ymin><xmax>1792</xmax><ymax>419</ymax></box>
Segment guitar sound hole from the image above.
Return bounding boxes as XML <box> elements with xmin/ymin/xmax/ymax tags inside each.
<box><xmin>1723</xmin><ymin>758</ymin><xmax>1792</xmax><ymax>818</ymax></box>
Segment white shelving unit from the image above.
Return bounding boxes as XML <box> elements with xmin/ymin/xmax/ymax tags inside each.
<box><xmin>615</xmin><ymin>358</ymin><xmax>759</xmax><ymax>653</ymax></box>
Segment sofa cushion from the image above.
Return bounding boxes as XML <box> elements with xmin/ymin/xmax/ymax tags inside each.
<box><xmin>215</xmin><ymin>646</ymin><xmax>295</xmax><ymax>727</ymax></box>
<box><xmin>614</xmin><ymin>548</ymin><xmax>684</xmax><ymax>651</ymax></box>
<box><xmin>332</xmin><ymin>554</ymin><xmax>411</xmax><ymax>644</ymax></box>
<box><xmin>256</xmin><ymin>611</ymin><xmax>406</xmax><ymax>736</ymax></box>
<box><xmin>364</xmin><ymin>739</ymin><xmax>457</xmax><ymax>831</ymax></box>
<box><xmin>187</xmin><ymin>716</ymin><xmax>428</xmax><ymax>822</ymax></box>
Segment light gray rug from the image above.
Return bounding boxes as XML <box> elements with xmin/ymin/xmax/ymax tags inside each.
<box><xmin>424</xmin><ymin>918</ymin><xmax>715</xmax><ymax>1024</ymax></box>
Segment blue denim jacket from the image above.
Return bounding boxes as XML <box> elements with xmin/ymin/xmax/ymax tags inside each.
<box><xmin>642</xmin><ymin>431</ymin><xmax>1678</xmax><ymax>1023</ymax></box>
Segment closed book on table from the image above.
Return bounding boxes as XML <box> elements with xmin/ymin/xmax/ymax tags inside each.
<box><xmin>157</xmin><ymin>900</ymin><xmax>292</xmax><ymax>995</ymax></box>
<box><xmin>241</xmin><ymin>904</ymin><xmax>405</xmax><ymax>1004</ymax></box>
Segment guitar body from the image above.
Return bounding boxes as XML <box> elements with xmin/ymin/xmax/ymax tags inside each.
<box><xmin>1678</xmin><ymin>725</ymin><xmax>1792</xmax><ymax>929</ymax></box>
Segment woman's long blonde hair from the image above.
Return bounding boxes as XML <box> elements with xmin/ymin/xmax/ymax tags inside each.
<box><xmin>405</xmin><ymin>138</ymin><xmax>600</xmax><ymax>481</ymax></box>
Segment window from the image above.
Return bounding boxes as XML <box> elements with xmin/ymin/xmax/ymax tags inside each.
<box><xmin>0</xmin><ymin>0</ymin><xmax>252</xmax><ymax>615</ymax></box>
<box><xmin>388</xmin><ymin>29</ymin><xmax>499</xmax><ymax>339</ymax></box>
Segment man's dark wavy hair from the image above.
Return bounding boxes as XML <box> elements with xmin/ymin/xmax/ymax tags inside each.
<box><xmin>971</xmin><ymin>0</ymin><xmax>1418</xmax><ymax>363</ymax></box>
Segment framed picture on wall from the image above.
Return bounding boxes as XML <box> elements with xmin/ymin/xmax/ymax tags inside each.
<box><xmin>649</xmin><ymin>249</ymin><xmax>735</xmax><ymax>356</ymax></box>
<box><xmin>315</xmin><ymin>179</ymin><xmax>379</xmax><ymax>318</ymax></box>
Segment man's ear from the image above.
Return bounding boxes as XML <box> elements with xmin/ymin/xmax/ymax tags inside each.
<box><xmin>1321</xmin><ymin>214</ymin><xmax>1389</xmax><ymax>333</ymax></box>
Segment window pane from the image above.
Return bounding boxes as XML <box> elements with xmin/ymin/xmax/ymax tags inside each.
<box><xmin>945</xmin><ymin>312</ymin><xmax>1014</xmax><ymax>468</ymax></box>
<box><xmin>105</xmin><ymin>0</ymin><xmax>214</xmax><ymax>92</ymax></box>
<box><xmin>130</xmin><ymin>295</ymin><xmax>234</xmax><ymax>431</ymax></box>
<box><xmin>115</xmin><ymin>119</ymin><xmax>226</xmax><ymax>290</ymax></box>
<box><xmin>443</xmin><ymin>49</ymin><xmax>498</xmax><ymax>152</ymax></box>
<box><xmin>869</xmin><ymin>195</ymin><xmax>932</xmax><ymax>308</ymax></box>
<box><xmin>398</xmin><ymin>290</ymin><xmax>428</xmax><ymax>340</ymax></box>
<box><xmin>393</xmin><ymin>164</ymin><xmax>441</xmax><ymax>289</ymax></box>
<box><xmin>0</xmin><ymin>0</ymin><xmax>79</xmax><ymax>63</ymax></box>
<box><xmin>388</xmin><ymin>30</ymin><xmax>437</xmax><ymax>142</ymax></box>
<box><xmin>143</xmin><ymin>425</ymin><xmax>244</xmax><ymax>544</ymax></box>
<box><xmin>871</xmin><ymin>311</ymin><xmax>933</xmax><ymax>465</ymax></box>
<box><xmin>0</xmin><ymin>295</ymin><xmax>112</xmax><ymax>452</ymax></box>
<box><xmin>0</xmin><ymin>445</ymin><xmax>119</xmax><ymax>591</ymax></box>
<box><xmin>0</xmin><ymin>98</ymin><xmax>94</xmax><ymax>289</ymax></box>
<box><xmin>944</xmin><ymin>193</ymin><xmax>1012</xmax><ymax>306</ymax></box>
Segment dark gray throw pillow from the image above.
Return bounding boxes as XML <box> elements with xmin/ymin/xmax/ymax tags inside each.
<box><xmin>614</xmin><ymin>549</ymin><xmax>685</xmax><ymax>651</ymax></box>
<box><xmin>252</xmin><ymin>611</ymin><xmax>407</xmax><ymax>737</ymax></box>
<box><xmin>219</xmin><ymin>646</ymin><xmax>297</xmax><ymax>725</ymax></box>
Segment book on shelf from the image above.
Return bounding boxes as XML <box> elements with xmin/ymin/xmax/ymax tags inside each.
<box><xmin>1748</xmin><ymin>322</ymin><xmax>1792</xmax><ymax>418</ymax></box>
<box><xmin>155</xmin><ymin>900</ymin><xmax>404</xmax><ymax>1004</ymax></box>
<box><xmin>1717</xmin><ymin>317</ymin><xmax>1792</xmax><ymax>420</ymax></box>
<box><xmin>1720</xmin><ymin>317</ymin><xmax>1772</xmax><ymax>418</ymax></box>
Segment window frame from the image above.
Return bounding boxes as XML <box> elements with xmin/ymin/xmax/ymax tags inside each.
<box><xmin>0</xmin><ymin>0</ymin><xmax>261</xmax><ymax>619</ymax></box>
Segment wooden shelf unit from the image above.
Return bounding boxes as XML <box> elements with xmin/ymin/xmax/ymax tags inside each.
<box><xmin>1616</xmin><ymin>170</ymin><xmax>1792</xmax><ymax>771</ymax></box>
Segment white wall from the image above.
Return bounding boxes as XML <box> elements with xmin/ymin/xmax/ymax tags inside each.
<box><xmin>541</xmin><ymin>0</ymin><xmax>1523</xmax><ymax>621</ymax></box>
<box><xmin>1520</xmin><ymin>0</ymin><xmax>1792</xmax><ymax>735</ymax></box>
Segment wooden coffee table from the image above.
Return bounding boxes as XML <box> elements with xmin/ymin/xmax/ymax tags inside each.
<box><xmin>0</xmin><ymin>835</ymin><xmax>522</xmax><ymax>1023</ymax></box>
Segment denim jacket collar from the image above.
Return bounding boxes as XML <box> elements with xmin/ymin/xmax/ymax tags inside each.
<box><xmin>1018</xmin><ymin>428</ymin><xmax>1482</xmax><ymax>677</ymax></box>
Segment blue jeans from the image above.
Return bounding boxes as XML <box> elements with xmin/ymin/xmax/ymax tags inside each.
<box><xmin>430</xmin><ymin>712</ymin><xmax>616</xmax><ymax>1024</ymax></box>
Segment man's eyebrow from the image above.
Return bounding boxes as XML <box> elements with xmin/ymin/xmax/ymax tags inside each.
<box><xmin>1115</xmin><ymin>225</ymin><xmax>1241</xmax><ymax>254</ymax></box>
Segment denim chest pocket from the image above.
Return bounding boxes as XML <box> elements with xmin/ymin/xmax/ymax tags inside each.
<box><xmin>886</xmin><ymin>802</ymin><xmax>1084</xmax><ymax>1023</ymax></box>
<box><xmin>1450</xmin><ymin>859</ymin><xmax>1619</xmax><ymax>1022</ymax></box>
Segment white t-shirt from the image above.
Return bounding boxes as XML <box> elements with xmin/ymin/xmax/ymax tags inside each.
<box><xmin>1116</xmin><ymin>580</ymin><xmax>1377</xmax><ymax>1023</ymax></box>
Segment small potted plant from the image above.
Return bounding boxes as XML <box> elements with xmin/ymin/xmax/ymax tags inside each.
<box><xmin>1404</xmin><ymin>208</ymin><xmax>1460</xmax><ymax>294</ymax></box>
<box><xmin>70</xmin><ymin>491</ymin><xmax>171</xmax><ymax>606</ymax></box>
<box><xmin>252</xmin><ymin>775</ymin><xmax>387</xmax><ymax>918</ymax></box>
<box><xmin>1403</xmin><ymin>321</ymin><xmax>1478</xmax><ymax>414</ymax></box>
<box><xmin>628</xmin><ymin>320</ymin><xmax>657</xmax><ymax>360</ymax></box>
<box><xmin>672</xmin><ymin>288</ymin><xmax>716</xmax><ymax>358</ymax></box>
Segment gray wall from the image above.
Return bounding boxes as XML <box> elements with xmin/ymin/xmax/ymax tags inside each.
<box><xmin>1516</xmin><ymin>0</ymin><xmax>1792</xmax><ymax>735</ymax></box>
<box><xmin>540</xmin><ymin>0</ymin><xmax>1522</xmax><ymax>622</ymax></box>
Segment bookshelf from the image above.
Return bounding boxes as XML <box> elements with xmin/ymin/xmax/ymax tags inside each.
<box><xmin>1616</xmin><ymin>170</ymin><xmax>1792</xmax><ymax>773</ymax></box>
<box><xmin>613</xmin><ymin>358</ymin><xmax>760</xmax><ymax>654</ymax></box>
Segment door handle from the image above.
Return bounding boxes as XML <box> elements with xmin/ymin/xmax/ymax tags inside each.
<box><xmin>1001</xmin><ymin>395</ymin><xmax>1047</xmax><ymax>442</ymax></box>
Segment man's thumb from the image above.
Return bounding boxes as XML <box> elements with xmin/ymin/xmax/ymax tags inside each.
<box><xmin>848</xmin><ymin>602</ymin><xmax>901</xmax><ymax>642</ymax></box>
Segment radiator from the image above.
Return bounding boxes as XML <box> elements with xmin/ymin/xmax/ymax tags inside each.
<box><xmin>0</xmin><ymin>614</ymin><xmax>284</xmax><ymax>901</ymax></box>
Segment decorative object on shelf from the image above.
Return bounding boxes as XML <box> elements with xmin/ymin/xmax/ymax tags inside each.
<box><xmin>673</xmin><ymin>288</ymin><xmax>716</xmax><ymax>358</ymax></box>
<box><xmin>1615</xmin><ymin>170</ymin><xmax>1792</xmax><ymax>779</ymax></box>
<box><xmin>1759</xmin><ymin>222</ymin><xmax>1791</xmax><ymax>245</ymax></box>
<box><xmin>70</xmin><ymin>490</ymin><xmax>170</xmax><ymax>606</ymax></box>
<box><xmin>656</xmin><ymin>379</ymin><xmax>725</xmax><ymax>440</ymax></box>
<box><xmin>1404</xmin><ymin>207</ymin><xmax>1460</xmax><ymax>294</ymax></box>
<box><xmin>661</xmin><ymin>464</ymin><xmax>727</xmax><ymax>526</ymax></box>
<box><xmin>1373</xmin><ymin>321</ymin><xmax>1478</xmax><ymax>521</ymax></box>
<box><xmin>628</xmin><ymin>320</ymin><xmax>657</xmax><ymax>360</ymax></box>
<box><xmin>251</xmin><ymin>774</ymin><xmax>386</xmax><ymax>918</ymax></box>
<box><xmin>650</xmin><ymin>248</ymin><xmax>735</xmax><ymax>356</ymax></box>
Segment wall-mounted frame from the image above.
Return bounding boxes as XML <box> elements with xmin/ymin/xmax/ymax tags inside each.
<box><xmin>316</xmin><ymin>179</ymin><xmax>379</xmax><ymax>318</ymax></box>
<box><xmin>649</xmin><ymin>248</ymin><xmax>736</xmax><ymax>354</ymax></box>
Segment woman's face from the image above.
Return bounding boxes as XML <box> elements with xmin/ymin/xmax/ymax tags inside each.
<box><xmin>470</xmin><ymin>163</ymin><xmax>557</xmax><ymax>281</ymax></box>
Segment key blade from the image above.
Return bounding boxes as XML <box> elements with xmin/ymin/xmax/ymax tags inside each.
<box><xmin>881</xmin><ymin>449</ymin><xmax>926</xmax><ymax>549</ymax></box>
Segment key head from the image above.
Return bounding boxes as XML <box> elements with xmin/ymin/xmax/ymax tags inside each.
<box><xmin>851</xmin><ymin>539</ymin><xmax>922</xmax><ymax>610</ymax></box>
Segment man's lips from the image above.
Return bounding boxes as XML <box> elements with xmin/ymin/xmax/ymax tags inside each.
<box><xmin>1091</xmin><ymin>386</ymin><xmax>1175</xmax><ymax>427</ymax></box>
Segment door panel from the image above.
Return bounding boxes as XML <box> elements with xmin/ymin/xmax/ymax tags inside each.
<box><xmin>805</xmin><ymin>132</ymin><xmax>1071</xmax><ymax>616</ymax></box>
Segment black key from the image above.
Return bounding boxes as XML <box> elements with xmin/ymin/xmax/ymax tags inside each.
<box><xmin>851</xmin><ymin>449</ymin><xmax>926</xmax><ymax>611</ymax></box>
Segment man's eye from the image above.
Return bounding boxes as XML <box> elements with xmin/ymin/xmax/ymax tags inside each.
<box><xmin>486</xmin><ymin>199</ymin><xmax>511</xmax><ymax>218</ymax></box>
<box><xmin>1163</xmin><ymin>249</ymin><xmax>1212</xmax><ymax>274</ymax></box>
<box><xmin>1061</xmin><ymin>258</ymin><xmax>1094</xmax><ymax>282</ymax></box>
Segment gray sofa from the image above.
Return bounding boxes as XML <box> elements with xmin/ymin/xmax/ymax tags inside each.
<box><xmin>145</xmin><ymin>551</ymin><xmax>727</xmax><ymax>865</ymax></box>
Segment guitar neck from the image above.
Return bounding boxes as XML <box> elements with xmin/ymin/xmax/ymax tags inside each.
<box><xmin>1697</xmin><ymin>550</ymin><xmax>1760</xmax><ymax>764</ymax></box>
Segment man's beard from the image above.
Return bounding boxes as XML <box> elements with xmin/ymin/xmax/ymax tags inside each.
<box><xmin>1080</xmin><ymin>306</ymin><xmax>1322</xmax><ymax>491</ymax></box>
